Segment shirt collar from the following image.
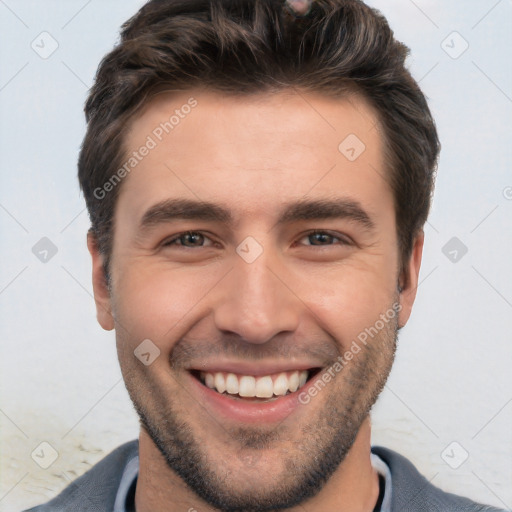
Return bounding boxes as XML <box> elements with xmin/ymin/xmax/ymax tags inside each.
<box><xmin>371</xmin><ymin>452</ymin><xmax>393</xmax><ymax>512</ymax></box>
<box><xmin>113</xmin><ymin>454</ymin><xmax>139</xmax><ymax>512</ymax></box>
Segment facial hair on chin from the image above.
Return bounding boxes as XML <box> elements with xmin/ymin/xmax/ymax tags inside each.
<box><xmin>120</xmin><ymin>307</ymin><xmax>398</xmax><ymax>512</ymax></box>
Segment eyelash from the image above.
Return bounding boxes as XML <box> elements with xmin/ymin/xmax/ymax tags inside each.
<box><xmin>162</xmin><ymin>231</ymin><xmax>216</xmax><ymax>248</ymax></box>
<box><xmin>161</xmin><ymin>230</ymin><xmax>352</xmax><ymax>248</ymax></box>
<box><xmin>297</xmin><ymin>229</ymin><xmax>352</xmax><ymax>247</ymax></box>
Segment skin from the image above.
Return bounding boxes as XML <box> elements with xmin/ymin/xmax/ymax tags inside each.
<box><xmin>88</xmin><ymin>89</ymin><xmax>423</xmax><ymax>512</ymax></box>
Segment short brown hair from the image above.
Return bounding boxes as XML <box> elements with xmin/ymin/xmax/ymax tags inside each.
<box><xmin>79</xmin><ymin>0</ymin><xmax>440</xmax><ymax>277</ymax></box>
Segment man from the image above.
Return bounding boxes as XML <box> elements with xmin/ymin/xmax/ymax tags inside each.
<box><xmin>25</xmin><ymin>0</ymin><xmax>507</xmax><ymax>511</ymax></box>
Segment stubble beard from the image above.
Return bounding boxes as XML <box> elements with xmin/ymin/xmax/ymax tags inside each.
<box><xmin>119</xmin><ymin>310</ymin><xmax>398</xmax><ymax>512</ymax></box>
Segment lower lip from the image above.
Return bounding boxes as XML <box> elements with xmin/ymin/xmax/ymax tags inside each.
<box><xmin>188</xmin><ymin>372</ymin><xmax>312</xmax><ymax>424</ymax></box>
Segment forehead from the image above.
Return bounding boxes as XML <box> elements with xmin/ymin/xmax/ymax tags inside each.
<box><xmin>125</xmin><ymin>88</ymin><xmax>381</xmax><ymax>158</ymax></box>
<box><xmin>118</xmin><ymin>88</ymin><xmax>390</xmax><ymax>225</ymax></box>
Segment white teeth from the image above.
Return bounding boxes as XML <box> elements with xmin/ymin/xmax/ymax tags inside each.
<box><xmin>214</xmin><ymin>373</ymin><xmax>226</xmax><ymax>394</ymax></box>
<box><xmin>255</xmin><ymin>376</ymin><xmax>274</xmax><ymax>398</ymax></box>
<box><xmin>239</xmin><ymin>376</ymin><xmax>256</xmax><ymax>397</ymax></box>
<box><xmin>200</xmin><ymin>369</ymin><xmax>310</xmax><ymax>398</ymax></box>
<box><xmin>205</xmin><ymin>373</ymin><xmax>215</xmax><ymax>389</ymax></box>
<box><xmin>288</xmin><ymin>371</ymin><xmax>300</xmax><ymax>392</ymax></box>
<box><xmin>225</xmin><ymin>373</ymin><xmax>239</xmax><ymax>394</ymax></box>
<box><xmin>273</xmin><ymin>373</ymin><xmax>289</xmax><ymax>396</ymax></box>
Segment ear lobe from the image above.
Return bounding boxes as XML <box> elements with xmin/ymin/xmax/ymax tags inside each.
<box><xmin>87</xmin><ymin>230</ymin><xmax>115</xmax><ymax>331</ymax></box>
<box><xmin>397</xmin><ymin>231</ymin><xmax>424</xmax><ymax>328</ymax></box>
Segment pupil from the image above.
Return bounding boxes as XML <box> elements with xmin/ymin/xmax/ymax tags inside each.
<box><xmin>185</xmin><ymin>233</ymin><xmax>202</xmax><ymax>246</ymax></box>
<box><xmin>310</xmin><ymin>233</ymin><xmax>331</xmax><ymax>245</ymax></box>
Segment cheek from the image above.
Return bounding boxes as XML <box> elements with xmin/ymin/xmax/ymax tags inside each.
<box><xmin>111</xmin><ymin>263</ymin><xmax>221</xmax><ymax>348</ymax></box>
<box><xmin>297</xmin><ymin>261</ymin><xmax>397</xmax><ymax>349</ymax></box>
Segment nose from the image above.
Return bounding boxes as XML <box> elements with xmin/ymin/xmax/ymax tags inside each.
<box><xmin>213</xmin><ymin>248</ymin><xmax>301</xmax><ymax>345</ymax></box>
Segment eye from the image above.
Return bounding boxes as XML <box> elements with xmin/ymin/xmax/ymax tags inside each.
<box><xmin>162</xmin><ymin>231</ymin><xmax>214</xmax><ymax>248</ymax></box>
<box><xmin>298</xmin><ymin>230</ymin><xmax>351</xmax><ymax>247</ymax></box>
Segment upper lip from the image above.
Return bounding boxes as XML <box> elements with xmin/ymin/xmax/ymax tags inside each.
<box><xmin>187</xmin><ymin>360</ymin><xmax>322</xmax><ymax>376</ymax></box>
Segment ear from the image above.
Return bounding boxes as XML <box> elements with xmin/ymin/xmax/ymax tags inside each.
<box><xmin>87</xmin><ymin>230</ymin><xmax>115</xmax><ymax>331</ymax></box>
<box><xmin>397</xmin><ymin>231</ymin><xmax>424</xmax><ymax>328</ymax></box>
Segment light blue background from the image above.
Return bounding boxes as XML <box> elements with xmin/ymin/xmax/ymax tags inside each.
<box><xmin>1</xmin><ymin>1</ymin><xmax>511</xmax><ymax>510</ymax></box>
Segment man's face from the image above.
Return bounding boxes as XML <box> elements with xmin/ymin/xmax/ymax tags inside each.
<box><xmin>91</xmin><ymin>90</ymin><xmax>420</xmax><ymax>511</ymax></box>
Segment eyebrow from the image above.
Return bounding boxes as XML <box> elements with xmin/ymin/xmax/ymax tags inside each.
<box><xmin>138</xmin><ymin>197</ymin><xmax>375</xmax><ymax>232</ymax></box>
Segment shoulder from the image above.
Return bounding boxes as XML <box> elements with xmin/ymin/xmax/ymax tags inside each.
<box><xmin>23</xmin><ymin>440</ymin><xmax>139</xmax><ymax>512</ymax></box>
<box><xmin>372</xmin><ymin>446</ymin><xmax>508</xmax><ymax>512</ymax></box>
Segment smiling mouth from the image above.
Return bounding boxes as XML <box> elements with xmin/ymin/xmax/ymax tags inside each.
<box><xmin>190</xmin><ymin>368</ymin><xmax>321</xmax><ymax>402</ymax></box>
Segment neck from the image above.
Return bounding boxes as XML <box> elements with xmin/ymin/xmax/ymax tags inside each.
<box><xmin>135</xmin><ymin>417</ymin><xmax>379</xmax><ymax>512</ymax></box>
